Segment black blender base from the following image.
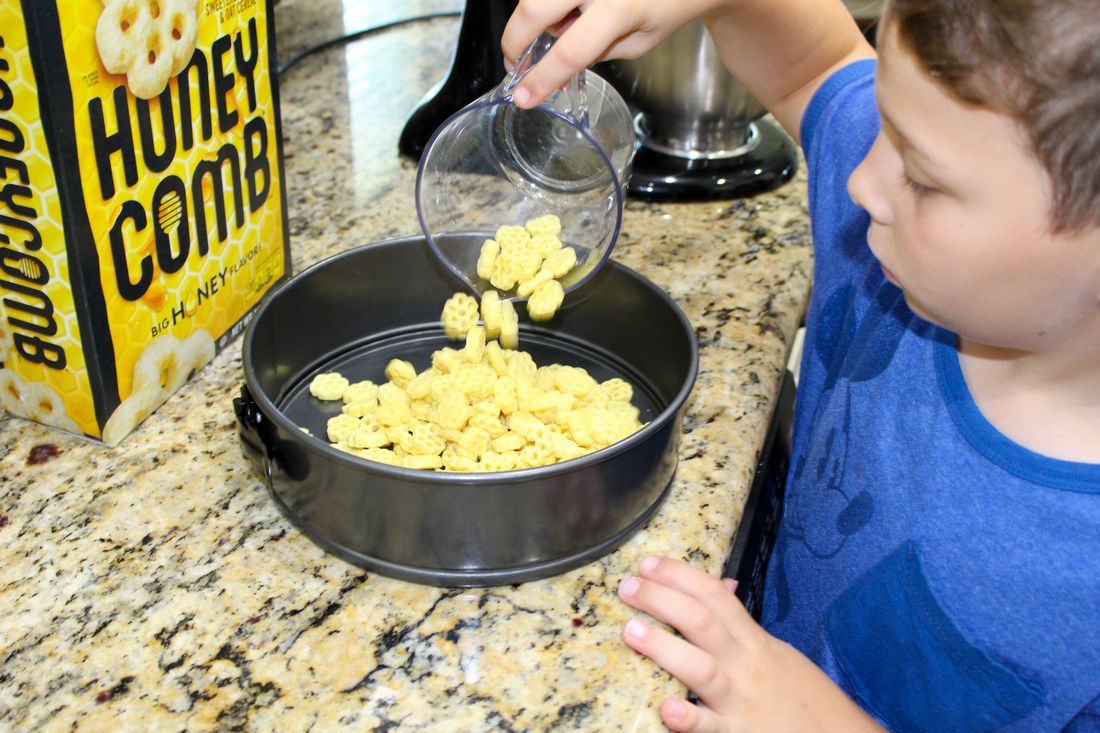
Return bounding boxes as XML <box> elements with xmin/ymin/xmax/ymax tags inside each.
<box><xmin>627</xmin><ymin>117</ymin><xmax>798</xmax><ymax>201</ymax></box>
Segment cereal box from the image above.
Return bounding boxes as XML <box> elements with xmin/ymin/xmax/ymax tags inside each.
<box><xmin>0</xmin><ymin>0</ymin><xmax>290</xmax><ymax>444</ymax></box>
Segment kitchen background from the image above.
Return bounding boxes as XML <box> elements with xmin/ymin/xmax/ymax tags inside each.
<box><xmin>0</xmin><ymin>0</ymin><xmax>881</xmax><ymax>729</ymax></box>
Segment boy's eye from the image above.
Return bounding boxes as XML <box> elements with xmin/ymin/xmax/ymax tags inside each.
<box><xmin>901</xmin><ymin>170</ymin><xmax>935</xmax><ymax>197</ymax></box>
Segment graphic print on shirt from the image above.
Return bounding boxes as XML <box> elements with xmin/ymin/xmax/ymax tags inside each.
<box><xmin>825</xmin><ymin>541</ymin><xmax>1046</xmax><ymax>733</ymax></box>
<box><xmin>769</xmin><ymin>280</ymin><xmax>909</xmax><ymax>623</ymax></box>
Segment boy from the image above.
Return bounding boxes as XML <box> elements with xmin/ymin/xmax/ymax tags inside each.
<box><xmin>504</xmin><ymin>1</ymin><xmax>1100</xmax><ymax>730</ymax></box>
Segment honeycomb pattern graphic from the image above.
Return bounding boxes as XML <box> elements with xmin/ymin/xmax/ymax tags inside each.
<box><xmin>1</xmin><ymin>1</ymin><xmax>287</xmax><ymax>441</ymax></box>
<box><xmin>0</xmin><ymin>5</ymin><xmax>95</xmax><ymax>434</ymax></box>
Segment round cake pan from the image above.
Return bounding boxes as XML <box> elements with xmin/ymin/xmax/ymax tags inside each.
<box><xmin>235</xmin><ymin>236</ymin><xmax>697</xmax><ymax>587</ymax></box>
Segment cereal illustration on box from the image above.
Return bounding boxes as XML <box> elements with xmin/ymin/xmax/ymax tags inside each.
<box><xmin>0</xmin><ymin>0</ymin><xmax>289</xmax><ymax>444</ymax></box>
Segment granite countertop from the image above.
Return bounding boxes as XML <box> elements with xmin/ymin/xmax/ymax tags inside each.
<box><xmin>0</xmin><ymin>1</ymin><xmax>811</xmax><ymax>730</ymax></box>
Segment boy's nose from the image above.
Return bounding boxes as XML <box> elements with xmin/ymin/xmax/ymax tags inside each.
<box><xmin>847</xmin><ymin>137</ymin><xmax>891</xmax><ymax>225</ymax></box>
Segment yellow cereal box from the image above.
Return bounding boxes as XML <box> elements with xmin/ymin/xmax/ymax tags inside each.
<box><xmin>0</xmin><ymin>0</ymin><xmax>290</xmax><ymax>444</ymax></box>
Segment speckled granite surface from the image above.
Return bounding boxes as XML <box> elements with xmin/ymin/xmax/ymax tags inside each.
<box><xmin>0</xmin><ymin>1</ymin><xmax>811</xmax><ymax>730</ymax></box>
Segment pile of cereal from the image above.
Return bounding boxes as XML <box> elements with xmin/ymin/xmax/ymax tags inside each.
<box><xmin>476</xmin><ymin>214</ymin><xmax>575</xmax><ymax>321</ymax></box>
<box><xmin>308</xmin><ymin>292</ymin><xmax>643</xmax><ymax>473</ymax></box>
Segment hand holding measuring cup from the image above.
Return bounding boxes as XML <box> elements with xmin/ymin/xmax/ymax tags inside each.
<box><xmin>415</xmin><ymin>32</ymin><xmax>635</xmax><ymax>302</ymax></box>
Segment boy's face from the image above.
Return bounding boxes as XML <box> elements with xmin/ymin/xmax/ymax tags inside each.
<box><xmin>847</xmin><ymin>22</ymin><xmax>1100</xmax><ymax>352</ymax></box>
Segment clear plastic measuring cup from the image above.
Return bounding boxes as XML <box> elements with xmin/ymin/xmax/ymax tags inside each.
<box><xmin>415</xmin><ymin>33</ymin><xmax>635</xmax><ymax>300</ymax></box>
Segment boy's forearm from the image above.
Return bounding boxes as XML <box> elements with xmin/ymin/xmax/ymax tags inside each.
<box><xmin>703</xmin><ymin>0</ymin><xmax>875</xmax><ymax>140</ymax></box>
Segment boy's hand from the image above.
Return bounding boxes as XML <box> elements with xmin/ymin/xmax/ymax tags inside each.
<box><xmin>617</xmin><ymin>556</ymin><xmax>884</xmax><ymax>733</ymax></box>
<box><xmin>501</xmin><ymin>0</ymin><xmax>715</xmax><ymax>109</ymax></box>
<box><xmin>501</xmin><ymin>0</ymin><xmax>873</xmax><ymax>141</ymax></box>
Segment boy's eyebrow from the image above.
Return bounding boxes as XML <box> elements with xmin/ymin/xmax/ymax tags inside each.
<box><xmin>879</xmin><ymin>107</ymin><xmax>949</xmax><ymax>171</ymax></box>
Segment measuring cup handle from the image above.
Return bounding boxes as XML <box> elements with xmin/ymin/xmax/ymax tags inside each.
<box><xmin>496</xmin><ymin>32</ymin><xmax>591</xmax><ymax>130</ymax></box>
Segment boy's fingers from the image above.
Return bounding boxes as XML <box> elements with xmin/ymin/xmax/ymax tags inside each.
<box><xmin>622</xmin><ymin>617</ymin><xmax>734</xmax><ymax>715</ymax></box>
<box><xmin>637</xmin><ymin>556</ymin><xmax>758</xmax><ymax>636</ymax></box>
<box><xmin>660</xmin><ymin>697</ymin><xmax>725</xmax><ymax>733</ymax></box>
<box><xmin>618</xmin><ymin>574</ymin><xmax>739</xmax><ymax>660</ymax></box>
<box><xmin>511</xmin><ymin>4</ymin><xmax>640</xmax><ymax>108</ymax></box>
<box><xmin>500</xmin><ymin>0</ymin><xmax>580</xmax><ymax>67</ymax></box>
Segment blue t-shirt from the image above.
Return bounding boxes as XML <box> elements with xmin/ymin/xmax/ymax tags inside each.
<box><xmin>761</xmin><ymin>59</ymin><xmax>1100</xmax><ymax>732</ymax></box>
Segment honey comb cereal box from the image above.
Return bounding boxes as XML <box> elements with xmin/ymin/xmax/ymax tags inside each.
<box><xmin>0</xmin><ymin>0</ymin><xmax>290</xmax><ymax>444</ymax></box>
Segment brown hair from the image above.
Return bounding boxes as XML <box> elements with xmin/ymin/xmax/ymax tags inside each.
<box><xmin>887</xmin><ymin>0</ymin><xmax>1100</xmax><ymax>232</ymax></box>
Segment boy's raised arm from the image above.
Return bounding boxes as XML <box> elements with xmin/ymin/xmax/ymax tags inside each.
<box><xmin>502</xmin><ymin>0</ymin><xmax>875</xmax><ymax>143</ymax></box>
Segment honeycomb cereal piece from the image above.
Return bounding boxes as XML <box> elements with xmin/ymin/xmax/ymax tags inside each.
<box><xmin>410</xmin><ymin>400</ymin><xmax>435</xmax><ymax>422</ymax></box>
<box><xmin>606</xmin><ymin>400</ymin><xmax>641</xmax><ymax>423</ymax></box>
<box><xmin>404</xmin><ymin>454</ymin><xmax>444</xmax><ymax>470</ymax></box>
<box><xmin>432</xmin><ymin>347</ymin><xmax>464</xmax><ymax>374</ymax></box>
<box><xmin>480</xmin><ymin>290</ymin><xmax>503</xmax><ymax>339</ymax></box>
<box><xmin>468</xmin><ymin>410</ymin><xmax>506</xmax><ymax>438</ymax></box>
<box><xmin>342</xmin><ymin>380</ymin><xmax>379</xmax><ymax>405</ymax></box>
<box><xmin>377</xmin><ymin>382</ymin><xmax>410</xmax><ymax>407</ymax></box>
<box><xmin>524</xmin><ymin>214</ymin><xmax>562</xmax><ymax>238</ymax></box>
<box><xmin>433</xmin><ymin>390</ymin><xmax>471</xmax><ymax>431</ymax></box>
<box><xmin>600</xmin><ymin>377</ymin><xmax>633</xmax><ymax>402</ymax></box>
<box><xmin>179</xmin><ymin>329</ymin><xmax>215</xmax><ymax>373</ymax></box>
<box><xmin>505</xmin><ymin>350</ymin><xmax>537</xmax><ymax>383</ymax></box>
<box><xmin>489</xmin><ymin>249</ymin><xmax>523</xmax><ymax>291</ymax></box>
<box><xmin>360</xmin><ymin>447</ymin><xmax>402</xmax><ymax>467</ymax></box>
<box><xmin>483</xmin><ymin>340</ymin><xmax>508</xmax><ymax>376</ymax></box>
<box><xmin>16</xmin><ymin>378</ymin><xmax>80</xmax><ymax>431</ymax></box>
<box><xmin>492</xmin><ymin>375</ymin><xmax>519</xmax><ymax>415</ymax></box>
<box><xmin>508</xmin><ymin>411</ymin><xmax>549</xmax><ymax>442</ymax></box>
<box><xmin>310</xmin><ymin>372</ymin><xmax>350</xmax><ymax>401</ymax></box>
<box><xmin>429</xmin><ymin>373</ymin><xmax>456</xmax><ymax>403</ymax></box>
<box><xmin>515</xmin><ymin>269</ymin><xmax>553</xmax><ymax>299</ymax></box>
<box><xmin>519</xmin><ymin>385</ymin><xmax>559</xmax><ymax>414</ymax></box>
<box><xmin>541</xmin><ymin>246</ymin><xmax>578</xmax><ymax>279</ymax></box>
<box><xmin>491</xmin><ymin>431</ymin><xmax>526</xmax><ymax>453</ymax></box>
<box><xmin>130</xmin><ymin>334</ymin><xmax>189</xmax><ymax>395</ymax></box>
<box><xmin>516</xmin><ymin>248</ymin><xmax>543</xmax><ymax>282</ymax></box>
<box><xmin>96</xmin><ymin>0</ymin><xmax>200</xmax><ymax>99</ymax></box>
<box><xmin>582</xmin><ymin>384</ymin><xmax>611</xmax><ymax>408</ymax></box>
<box><xmin>527</xmin><ymin>279</ymin><xmax>565</xmax><ymax>321</ymax></box>
<box><xmin>384</xmin><ymin>359</ymin><xmax>417</xmax><ymax>388</ymax></box>
<box><xmin>457</xmin><ymin>426</ymin><xmax>492</xmax><ymax>458</ymax></box>
<box><xmin>551</xmin><ymin>433</ymin><xmax>585</xmax><ymax>461</ymax></box>
<box><xmin>495</xmin><ymin>225</ymin><xmax>531</xmax><ymax>251</ymax></box>
<box><xmin>441</xmin><ymin>292</ymin><xmax>480</xmax><ymax>341</ymax></box>
<box><xmin>101</xmin><ymin>389</ymin><xmax>157</xmax><ymax>446</ymax></box>
<box><xmin>326</xmin><ymin>414</ymin><xmax>362</xmax><ymax>444</ymax></box>
<box><xmin>108</xmin><ymin>330</ymin><xmax>215</xmax><ymax>440</ymax></box>
<box><xmin>442</xmin><ymin>452</ymin><xmax>480</xmax><ymax>472</ymax></box>
<box><xmin>587</xmin><ymin>409</ymin><xmax>626</xmax><ymax>447</ymax></box>
<box><xmin>464</xmin><ymin>325</ymin><xmax>486</xmax><ymax>364</ymax></box>
<box><xmin>529</xmin><ymin>232</ymin><xmax>563</xmax><ymax>258</ymax></box>
<box><xmin>438</xmin><ymin>427</ymin><xmax>465</xmax><ymax>446</ymax></box>
<box><xmin>476</xmin><ymin>239</ymin><xmax>500</xmax><ymax>281</ymax></box>
<box><xmin>342</xmin><ymin>401</ymin><xmax>377</xmax><ymax>418</ymax></box>
<box><xmin>4</xmin><ymin>377</ymin><xmax>81</xmax><ymax>433</ymax></box>
<box><xmin>399</xmin><ymin>424</ymin><xmax>446</xmax><ymax>457</ymax></box>
<box><xmin>451</xmin><ymin>363</ymin><xmax>496</xmax><ymax>401</ymax></box>
<box><xmin>566</xmin><ymin>409</ymin><xmax>596</xmax><ymax>448</ymax></box>
<box><xmin>499</xmin><ymin>299</ymin><xmax>520</xmax><ymax>350</ymax></box>
<box><xmin>405</xmin><ymin>370</ymin><xmax>436</xmax><ymax>400</ymax></box>
<box><xmin>348</xmin><ymin>424</ymin><xmax>390</xmax><ymax>450</ymax></box>
<box><xmin>385</xmin><ymin>424</ymin><xmax>412</xmax><ymax>445</ymax></box>
<box><xmin>534</xmin><ymin>365</ymin><xmax>559</xmax><ymax>391</ymax></box>
<box><xmin>520</xmin><ymin>441</ymin><xmax>555</xmax><ymax>468</ymax></box>
<box><xmin>479</xmin><ymin>450</ymin><xmax>518</xmax><ymax>472</ymax></box>
<box><xmin>555</xmin><ymin>365</ymin><xmax>598</xmax><ymax>398</ymax></box>
<box><xmin>375</xmin><ymin>402</ymin><xmax>412</xmax><ymax>427</ymax></box>
<box><xmin>472</xmin><ymin>398</ymin><xmax>501</xmax><ymax>417</ymax></box>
